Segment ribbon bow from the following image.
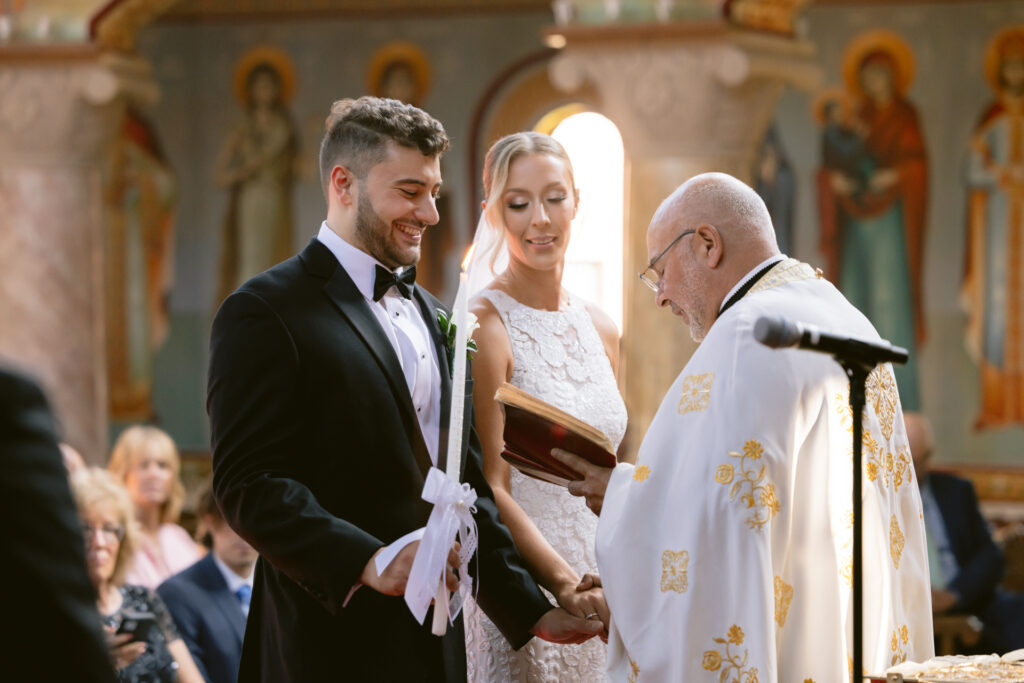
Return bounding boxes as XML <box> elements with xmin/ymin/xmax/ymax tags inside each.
<box><xmin>373</xmin><ymin>264</ymin><xmax>416</xmax><ymax>301</ymax></box>
<box><xmin>404</xmin><ymin>467</ymin><xmax>478</xmax><ymax>627</ymax></box>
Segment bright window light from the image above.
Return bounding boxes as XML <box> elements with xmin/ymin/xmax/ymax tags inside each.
<box><xmin>550</xmin><ymin>111</ymin><xmax>625</xmax><ymax>334</ymax></box>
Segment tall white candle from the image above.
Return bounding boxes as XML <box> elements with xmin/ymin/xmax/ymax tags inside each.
<box><xmin>432</xmin><ymin>248</ymin><xmax>474</xmax><ymax>635</ymax></box>
<box><xmin>444</xmin><ymin>250</ymin><xmax>474</xmax><ymax>482</ymax></box>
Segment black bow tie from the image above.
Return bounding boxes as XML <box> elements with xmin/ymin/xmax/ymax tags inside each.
<box><xmin>373</xmin><ymin>265</ymin><xmax>416</xmax><ymax>301</ymax></box>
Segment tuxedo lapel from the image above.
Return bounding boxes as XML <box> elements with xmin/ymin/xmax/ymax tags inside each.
<box><xmin>196</xmin><ymin>555</ymin><xmax>246</xmax><ymax>644</ymax></box>
<box><xmin>301</xmin><ymin>240</ymin><xmax>432</xmax><ymax>481</ymax></box>
<box><xmin>413</xmin><ymin>287</ymin><xmax>452</xmax><ymax>472</ymax></box>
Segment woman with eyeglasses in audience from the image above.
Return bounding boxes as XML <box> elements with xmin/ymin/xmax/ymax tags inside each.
<box><xmin>72</xmin><ymin>467</ymin><xmax>204</xmax><ymax>682</ymax></box>
<box><xmin>108</xmin><ymin>426</ymin><xmax>202</xmax><ymax>588</ymax></box>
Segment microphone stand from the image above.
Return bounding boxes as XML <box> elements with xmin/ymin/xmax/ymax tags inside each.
<box><xmin>838</xmin><ymin>358</ymin><xmax>871</xmax><ymax>683</ymax></box>
<box><xmin>753</xmin><ymin>314</ymin><xmax>908</xmax><ymax>680</ymax></box>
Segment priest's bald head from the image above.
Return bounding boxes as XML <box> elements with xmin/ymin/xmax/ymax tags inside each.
<box><xmin>645</xmin><ymin>172</ymin><xmax>780</xmax><ymax>341</ymax></box>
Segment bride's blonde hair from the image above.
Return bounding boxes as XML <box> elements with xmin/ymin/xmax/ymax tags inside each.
<box><xmin>478</xmin><ymin>132</ymin><xmax>576</xmax><ymax>273</ymax></box>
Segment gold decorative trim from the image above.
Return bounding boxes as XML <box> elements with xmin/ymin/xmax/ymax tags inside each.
<box><xmin>627</xmin><ymin>656</ymin><xmax>640</xmax><ymax>683</ymax></box>
<box><xmin>774</xmin><ymin>576</ymin><xmax>794</xmax><ymax>627</ymax></box>
<box><xmin>717</xmin><ymin>440</ymin><xmax>780</xmax><ymax>531</ymax></box>
<box><xmin>634</xmin><ymin>464</ymin><xmax>651</xmax><ymax>482</ymax></box>
<box><xmin>702</xmin><ymin>625</ymin><xmax>759</xmax><ymax>680</ymax></box>
<box><xmin>660</xmin><ymin>549</ymin><xmax>689</xmax><ymax>593</ymax></box>
<box><xmin>866</xmin><ymin>365</ymin><xmax>899</xmax><ymax>441</ymax></box>
<box><xmin>678</xmin><ymin>371</ymin><xmax>714</xmax><ymax>414</ymax></box>
<box><xmin>745</xmin><ymin>258</ymin><xmax>820</xmax><ymax>300</ymax></box>
<box><xmin>890</xmin><ymin>515</ymin><xmax>905</xmax><ymax>569</ymax></box>
<box><xmin>890</xmin><ymin>624</ymin><xmax>910</xmax><ymax>666</ymax></box>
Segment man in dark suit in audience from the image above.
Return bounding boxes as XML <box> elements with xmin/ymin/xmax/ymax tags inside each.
<box><xmin>158</xmin><ymin>483</ymin><xmax>257</xmax><ymax>683</ymax></box>
<box><xmin>0</xmin><ymin>364</ymin><xmax>116</xmax><ymax>682</ymax></box>
<box><xmin>907</xmin><ymin>413</ymin><xmax>1024</xmax><ymax>653</ymax></box>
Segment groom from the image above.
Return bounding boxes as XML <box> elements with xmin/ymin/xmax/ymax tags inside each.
<box><xmin>207</xmin><ymin>96</ymin><xmax>599</xmax><ymax>683</ymax></box>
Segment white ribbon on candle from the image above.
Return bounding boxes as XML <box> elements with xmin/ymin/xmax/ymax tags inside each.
<box><xmin>404</xmin><ymin>467</ymin><xmax>478</xmax><ymax>627</ymax></box>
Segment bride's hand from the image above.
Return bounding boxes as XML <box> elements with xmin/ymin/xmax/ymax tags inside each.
<box><xmin>556</xmin><ymin>581</ymin><xmax>609</xmax><ymax>642</ymax></box>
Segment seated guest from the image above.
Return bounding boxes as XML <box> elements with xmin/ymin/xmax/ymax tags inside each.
<box><xmin>72</xmin><ymin>467</ymin><xmax>206</xmax><ymax>682</ymax></box>
<box><xmin>1</xmin><ymin>365</ymin><xmax>116</xmax><ymax>683</ymax></box>
<box><xmin>158</xmin><ymin>483</ymin><xmax>256</xmax><ymax>683</ymax></box>
<box><xmin>907</xmin><ymin>413</ymin><xmax>1024</xmax><ymax>653</ymax></box>
<box><xmin>108</xmin><ymin>426</ymin><xmax>202</xmax><ymax>588</ymax></box>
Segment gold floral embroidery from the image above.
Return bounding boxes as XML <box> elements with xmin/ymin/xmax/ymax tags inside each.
<box><xmin>837</xmin><ymin>510</ymin><xmax>854</xmax><ymax>586</ymax></box>
<box><xmin>627</xmin><ymin>656</ymin><xmax>639</xmax><ymax>683</ymax></box>
<box><xmin>890</xmin><ymin>515</ymin><xmax>905</xmax><ymax>569</ymax></box>
<box><xmin>774</xmin><ymin>576</ymin><xmax>794</xmax><ymax>628</ymax></box>
<box><xmin>866</xmin><ymin>446</ymin><xmax>912</xmax><ymax>493</ymax></box>
<box><xmin>678</xmin><ymin>372</ymin><xmax>714</xmax><ymax>414</ymax></box>
<box><xmin>660</xmin><ymin>549</ymin><xmax>689</xmax><ymax>593</ymax></box>
<box><xmin>867</xmin><ymin>365</ymin><xmax>899</xmax><ymax>441</ymax></box>
<box><xmin>718</xmin><ymin>440</ymin><xmax>779</xmax><ymax>531</ymax></box>
<box><xmin>702</xmin><ymin>625</ymin><xmax>759</xmax><ymax>681</ymax></box>
<box><xmin>634</xmin><ymin>465</ymin><xmax>651</xmax><ymax>482</ymax></box>
<box><xmin>890</xmin><ymin>624</ymin><xmax>910</xmax><ymax>666</ymax></box>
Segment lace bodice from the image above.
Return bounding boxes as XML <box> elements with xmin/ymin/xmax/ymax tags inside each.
<box><xmin>464</xmin><ymin>289</ymin><xmax>627</xmax><ymax>682</ymax></box>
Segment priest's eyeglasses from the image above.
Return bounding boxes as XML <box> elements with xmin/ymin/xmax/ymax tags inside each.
<box><xmin>638</xmin><ymin>229</ymin><xmax>696</xmax><ymax>292</ymax></box>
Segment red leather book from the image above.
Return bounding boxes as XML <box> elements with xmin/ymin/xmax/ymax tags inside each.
<box><xmin>495</xmin><ymin>383</ymin><xmax>617</xmax><ymax>487</ymax></box>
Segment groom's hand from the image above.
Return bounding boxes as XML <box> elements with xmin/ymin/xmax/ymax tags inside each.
<box><xmin>360</xmin><ymin>541</ymin><xmax>461</xmax><ymax>596</ymax></box>
<box><xmin>551</xmin><ymin>449</ymin><xmax>612</xmax><ymax>515</ymax></box>
<box><xmin>530</xmin><ymin>607</ymin><xmax>603</xmax><ymax>644</ymax></box>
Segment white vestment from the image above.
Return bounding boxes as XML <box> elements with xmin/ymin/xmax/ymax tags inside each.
<box><xmin>597</xmin><ymin>259</ymin><xmax>933</xmax><ymax>682</ymax></box>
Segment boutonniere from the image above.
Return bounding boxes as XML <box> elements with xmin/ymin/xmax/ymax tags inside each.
<box><xmin>437</xmin><ymin>308</ymin><xmax>479</xmax><ymax>376</ymax></box>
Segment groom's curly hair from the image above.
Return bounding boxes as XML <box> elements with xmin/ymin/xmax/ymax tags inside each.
<box><xmin>319</xmin><ymin>96</ymin><xmax>449</xmax><ymax>192</ymax></box>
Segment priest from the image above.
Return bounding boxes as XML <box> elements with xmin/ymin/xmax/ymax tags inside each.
<box><xmin>555</xmin><ymin>172</ymin><xmax>934</xmax><ymax>681</ymax></box>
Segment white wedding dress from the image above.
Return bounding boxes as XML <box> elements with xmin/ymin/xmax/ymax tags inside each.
<box><xmin>464</xmin><ymin>289</ymin><xmax>628</xmax><ymax>682</ymax></box>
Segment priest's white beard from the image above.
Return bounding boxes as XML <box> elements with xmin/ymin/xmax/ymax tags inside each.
<box><xmin>679</xmin><ymin>272</ymin><xmax>708</xmax><ymax>343</ymax></box>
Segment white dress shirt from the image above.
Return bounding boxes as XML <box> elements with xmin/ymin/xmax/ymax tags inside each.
<box><xmin>212</xmin><ymin>552</ymin><xmax>254</xmax><ymax>617</ymax></box>
<box><xmin>317</xmin><ymin>222</ymin><xmax>442</xmax><ymax>464</ymax></box>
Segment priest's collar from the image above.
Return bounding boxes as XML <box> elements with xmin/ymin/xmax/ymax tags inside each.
<box><xmin>317</xmin><ymin>221</ymin><xmax>410</xmax><ymax>301</ymax></box>
<box><xmin>718</xmin><ymin>254</ymin><xmax>786</xmax><ymax>316</ymax></box>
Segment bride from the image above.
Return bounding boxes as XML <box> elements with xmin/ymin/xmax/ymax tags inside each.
<box><xmin>463</xmin><ymin>132</ymin><xmax>627</xmax><ymax>681</ymax></box>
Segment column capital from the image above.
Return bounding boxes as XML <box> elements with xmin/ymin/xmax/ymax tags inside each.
<box><xmin>0</xmin><ymin>51</ymin><xmax>156</xmax><ymax>166</ymax></box>
<box><xmin>549</xmin><ymin>26</ymin><xmax>820</xmax><ymax>161</ymax></box>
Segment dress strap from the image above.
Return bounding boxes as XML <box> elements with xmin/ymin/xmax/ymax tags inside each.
<box><xmin>477</xmin><ymin>289</ymin><xmax>517</xmax><ymax>320</ymax></box>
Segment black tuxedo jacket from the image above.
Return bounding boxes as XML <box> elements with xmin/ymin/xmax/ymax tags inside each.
<box><xmin>929</xmin><ymin>472</ymin><xmax>1004</xmax><ymax>612</ymax></box>
<box><xmin>0</xmin><ymin>365</ymin><xmax>116</xmax><ymax>683</ymax></box>
<box><xmin>157</xmin><ymin>553</ymin><xmax>246</xmax><ymax>683</ymax></box>
<box><xmin>208</xmin><ymin>239</ymin><xmax>552</xmax><ymax>682</ymax></box>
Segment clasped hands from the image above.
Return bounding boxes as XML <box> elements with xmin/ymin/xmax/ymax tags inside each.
<box><xmin>360</xmin><ymin>540</ymin><xmax>605</xmax><ymax>644</ymax></box>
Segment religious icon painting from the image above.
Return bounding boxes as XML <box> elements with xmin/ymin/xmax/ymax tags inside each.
<box><xmin>961</xmin><ymin>25</ymin><xmax>1024</xmax><ymax>429</ymax></box>
<box><xmin>814</xmin><ymin>29</ymin><xmax>928</xmax><ymax>411</ymax></box>
<box><xmin>366</xmin><ymin>41</ymin><xmax>433</xmax><ymax>107</ymax></box>
<box><xmin>215</xmin><ymin>45</ymin><xmax>300</xmax><ymax>307</ymax></box>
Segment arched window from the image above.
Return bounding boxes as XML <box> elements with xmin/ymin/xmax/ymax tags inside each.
<box><xmin>545</xmin><ymin>111</ymin><xmax>625</xmax><ymax>334</ymax></box>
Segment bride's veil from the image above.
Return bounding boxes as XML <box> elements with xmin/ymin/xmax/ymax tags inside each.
<box><xmin>463</xmin><ymin>209</ymin><xmax>508</xmax><ymax>299</ymax></box>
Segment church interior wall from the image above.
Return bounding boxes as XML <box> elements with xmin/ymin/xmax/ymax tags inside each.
<box><xmin>119</xmin><ymin>2</ymin><xmax>1023</xmax><ymax>470</ymax></box>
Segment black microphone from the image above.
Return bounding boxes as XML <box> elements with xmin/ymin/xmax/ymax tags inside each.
<box><xmin>754</xmin><ymin>314</ymin><xmax>909</xmax><ymax>366</ymax></box>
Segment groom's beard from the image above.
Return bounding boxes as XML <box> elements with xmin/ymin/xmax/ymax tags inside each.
<box><xmin>355</xmin><ymin>195</ymin><xmax>421</xmax><ymax>268</ymax></box>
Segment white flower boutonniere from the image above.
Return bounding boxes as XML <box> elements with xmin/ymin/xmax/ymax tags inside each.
<box><xmin>437</xmin><ymin>308</ymin><xmax>479</xmax><ymax>376</ymax></box>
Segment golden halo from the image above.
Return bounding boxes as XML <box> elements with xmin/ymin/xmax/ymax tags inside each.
<box><xmin>841</xmin><ymin>30</ymin><xmax>915</xmax><ymax>99</ymax></box>
<box><xmin>366</xmin><ymin>41</ymin><xmax>432</xmax><ymax>105</ymax></box>
<box><xmin>812</xmin><ymin>86</ymin><xmax>852</xmax><ymax>126</ymax></box>
<box><xmin>984</xmin><ymin>25</ymin><xmax>1024</xmax><ymax>94</ymax></box>
<box><xmin>232</xmin><ymin>45</ymin><xmax>297</xmax><ymax>106</ymax></box>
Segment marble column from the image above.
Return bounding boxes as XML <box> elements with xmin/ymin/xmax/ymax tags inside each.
<box><xmin>550</xmin><ymin>26</ymin><xmax>820</xmax><ymax>456</ymax></box>
<box><xmin>0</xmin><ymin>51</ymin><xmax>156</xmax><ymax>462</ymax></box>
